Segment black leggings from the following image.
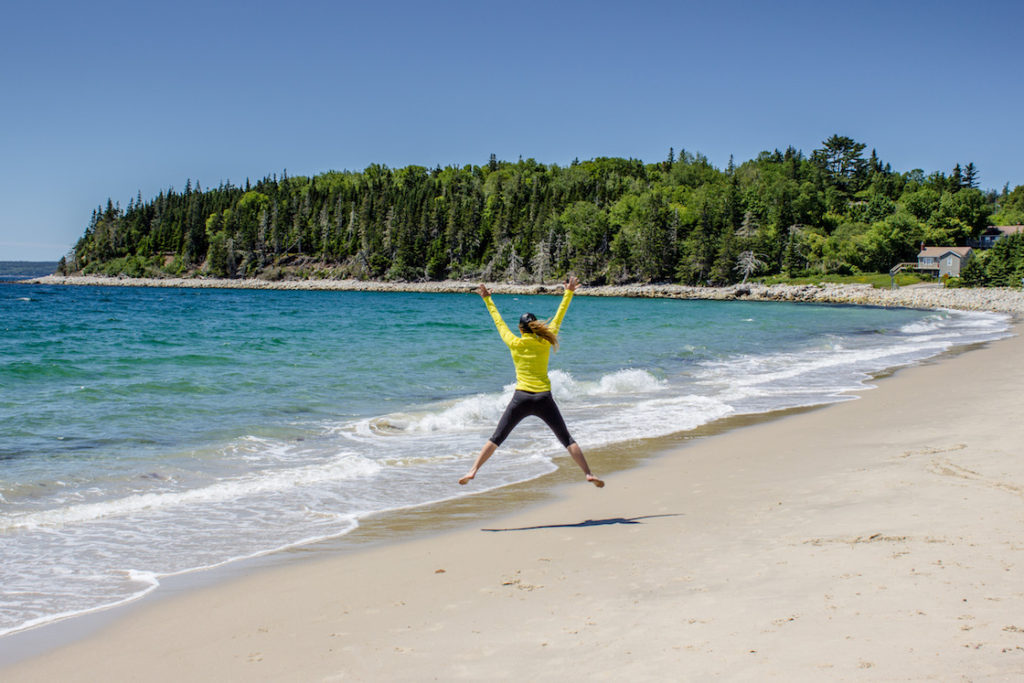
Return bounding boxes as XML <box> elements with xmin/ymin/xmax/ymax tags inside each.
<box><xmin>490</xmin><ymin>390</ymin><xmax>576</xmax><ymax>448</ymax></box>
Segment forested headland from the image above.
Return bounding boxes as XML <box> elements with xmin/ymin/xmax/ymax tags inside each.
<box><xmin>62</xmin><ymin>135</ymin><xmax>1024</xmax><ymax>287</ymax></box>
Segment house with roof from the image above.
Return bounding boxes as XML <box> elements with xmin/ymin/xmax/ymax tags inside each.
<box><xmin>971</xmin><ymin>225</ymin><xmax>1024</xmax><ymax>249</ymax></box>
<box><xmin>917</xmin><ymin>246</ymin><xmax>973</xmax><ymax>278</ymax></box>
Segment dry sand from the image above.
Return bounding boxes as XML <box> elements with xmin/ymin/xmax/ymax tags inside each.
<box><xmin>3</xmin><ymin>327</ymin><xmax>1024</xmax><ymax>680</ymax></box>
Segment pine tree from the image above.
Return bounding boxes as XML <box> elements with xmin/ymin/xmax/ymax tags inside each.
<box><xmin>782</xmin><ymin>225</ymin><xmax>803</xmax><ymax>276</ymax></box>
<box><xmin>736</xmin><ymin>211</ymin><xmax>759</xmax><ymax>239</ymax></box>
<box><xmin>318</xmin><ymin>204</ymin><xmax>331</xmax><ymax>257</ymax></box>
<box><xmin>812</xmin><ymin>135</ymin><xmax>868</xmax><ymax>194</ymax></box>
<box><xmin>869</xmin><ymin>149</ymin><xmax>880</xmax><ymax>174</ymax></box>
<box><xmin>962</xmin><ymin>162</ymin><xmax>978</xmax><ymax>189</ymax></box>
<box><xmin>507</xmin><ymin>247</ymin><xmax>524</xmax><ymax>282</ymax></box>
<box><xmin>710</xmin><ymin>227</ymin><xmax>739</xmax><ymax>284</ymax></box>
<box><xmin>725</xmin><ymin>175</ymin><xmax>742</xmax><ymax>232</ymax></box>
<box><xmin>530</xmin><ymin>239</ymin><xmax>551</xmax><ymax>283</ymax></box>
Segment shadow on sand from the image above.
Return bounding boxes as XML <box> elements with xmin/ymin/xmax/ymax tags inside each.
<box><xmin>481</xmin><ymin>513</ymin><xmax>681</xmax><ymax>532</ymax></box>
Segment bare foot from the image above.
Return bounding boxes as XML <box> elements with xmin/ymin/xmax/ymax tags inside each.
<box><xmin>587</xmin><ymin>474</ymin><xmax>605</xmax><ymax>488</ymax></box>
<box><xmin>459</xmin><ymin>472</ymin><xmax>475</xmax><ymax>485</ymax></box>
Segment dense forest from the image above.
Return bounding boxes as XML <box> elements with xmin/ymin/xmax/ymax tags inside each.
<box><xmin>62</xmin><ymin>135</ymin><xmax>1024</xmax><ymax>287</ymax></box>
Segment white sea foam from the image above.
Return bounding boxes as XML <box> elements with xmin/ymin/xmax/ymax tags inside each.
<box><xmin>1</xmin><ymin>453</ymin><xmax>379</xmax><ymax>531</ymax></box>
<box><xmin>695</xmin><ymin>309</ymin><xmax>1010</xmax><ymax>415</ymax></box>
<box><xmin>349</xmin><ymin>370</ymin><xmax>729</xmax><ymax>459</ymax></box>
<box><xmin>899</xmin><ymin>315</ymin><xmax>946</xmax><ymax>334</ymax></box>
<box><xmin>0</xmin><ymin>573</ymin><xmax>161</xmax><ymax>639</ymax></box>
<box><xmin>0</xmin><ymin>516</ymin><xmax>364</xmax><ymax>638</ymax></box>
<box><xmin>591</xmin><ymin>368</ymin><xmax>666</xmax><ymax>395</ymax></box>
<box><xmin>700</xmin><ymin>342</ymin><xmax>942</xmax><ymax>391</ymax></box>
<box><xmin>572</xmin><ymin>394</ymin><xmax>734</xmax><ymax>447</ymax></box>
<box><xmin>391</xmin><ymin>388</ymin><xmax>513</xmax><ymax>434</ymax></box>
<box><xmin>349</xmin><ymin>368</ymin><xmax>666</xmax><ymax>437</ymax></box>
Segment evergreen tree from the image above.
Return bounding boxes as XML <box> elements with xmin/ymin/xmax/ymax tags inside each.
<box><xmin>736</xmin><ymin>211</ymin><xmax>759</xmax><ymax>239</ymax></box>
<box><xmin>951</xmin><ymin>164</ymin><xmax>963</xmax><ymax>192</ymax></box>
<box><xmin>710</xmin><ymin>227</ymin><xmax>739</xmax><ymax>284</ymax></box>
<box><xmin>530</xmin><ymin>239</ymin><xmax>551</xmax><ymax>283</ymax></box>
<box><xmin>868</xmin><ymin>149</ymin><xmax>881</xmax><ymax>175</ymax></box>
<box><xmin>812</xmin><ymin>134</ymin><xmax>868</xmax><ymax>195</ymax></box>
<box><xmin>962</xmin><ymin>162</ymin><xmax>978</xmax><ymax>189</ymax></box>
<box><xmin>782</xmin><ymin>225</ymin><xmax>803</xmax><ymax>275</ymax></box>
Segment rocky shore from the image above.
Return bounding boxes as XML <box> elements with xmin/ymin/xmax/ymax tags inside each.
<box><xmin>23</xmin><ymin>274</ymin><xmax>1024</xmax><ymax>315</ymax></box>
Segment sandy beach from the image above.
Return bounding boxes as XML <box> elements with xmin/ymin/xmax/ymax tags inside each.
<box><xmin>2</xmin><ymin>311</ymin><xmax>1022</xmax><ymax>679</ymax></box>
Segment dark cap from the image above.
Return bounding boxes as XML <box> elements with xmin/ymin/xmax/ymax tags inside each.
<box><xmin>519</xmin><ymin>312</ymin><xmax>537</xmax><ymax>329</ymax></box>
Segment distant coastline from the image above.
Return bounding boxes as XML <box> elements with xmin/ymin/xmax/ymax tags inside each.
<box><xmin>0</xmin><ymin>261</ymin><xmax>59</xmax><ymax>279</ymax></box>
<box><xmin>23</xmin><ymin>274</ymin><xmax>1024</xmax><ymax>316</ymax></box>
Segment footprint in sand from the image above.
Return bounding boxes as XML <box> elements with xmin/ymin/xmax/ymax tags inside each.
<box><xmin>928</xmin><ymin>459</ymin><xmax>1023</xmax><ymax>497</ymax></box>
<box><xmin>899</xmin><ymin>443</ymin><xmax>966</xmax><ymax>458</ymax></box>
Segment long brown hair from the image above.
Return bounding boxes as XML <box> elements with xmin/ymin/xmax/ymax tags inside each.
<box><xmin>523</xmin><ymin>319</ymin><xmax>558</xmax><ymax>350</ymax></box>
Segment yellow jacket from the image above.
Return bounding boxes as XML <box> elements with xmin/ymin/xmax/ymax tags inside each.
<box><xmin>484</xmin><ymin>290</ymin><xmax>574</xmax><ymax>393</ymax></box>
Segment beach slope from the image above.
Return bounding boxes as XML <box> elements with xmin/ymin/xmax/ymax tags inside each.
<box><xmin>4</xmin><ymin>329</ymin><xmax>1024</xmax><ymax>680</ymax></box>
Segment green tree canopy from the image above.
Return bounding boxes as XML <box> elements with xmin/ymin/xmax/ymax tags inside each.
<box><xmin>64</xmin><ymin>138</ymin><xmax>1019</xmax><ymax>286</ymax></box>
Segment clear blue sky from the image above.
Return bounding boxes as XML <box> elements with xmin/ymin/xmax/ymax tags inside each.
<box><xmin>1</xmin><ymin>0</ymin><xmax>1021</xmax><ymax>260</ymax></box>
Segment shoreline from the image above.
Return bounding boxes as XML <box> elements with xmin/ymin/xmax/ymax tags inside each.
<box><xmin>0</xmin><ymin>383</ymin><xmax>843</xmax><ymax>655</ymax></box>
<box><xmin>22</xmin><ymin>273</ymin><xmax>1024</xmax><ymax>314</ymax></box>
<box><xmin>3</xmin><ymin>321</ymin><xmax>1023</xmax><ymax>678</ymax></box>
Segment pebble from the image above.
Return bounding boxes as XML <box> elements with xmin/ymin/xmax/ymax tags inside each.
<box><xmin>22</xmin><ymin>276</ymin><xmax>1024</xmax><ymax>316</ymax></box>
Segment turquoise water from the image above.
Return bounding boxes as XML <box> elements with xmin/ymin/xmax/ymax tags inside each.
<box><xmin>0</xmin><ymin>283</ymin><xmax>1012</xmax><ymax>635</ymax></box>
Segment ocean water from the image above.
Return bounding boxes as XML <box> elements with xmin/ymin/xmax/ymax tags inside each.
<box><xmin>0</xmin><ymin>283</ymin><xmax>1012</xmax><ymax>635</ymax></box>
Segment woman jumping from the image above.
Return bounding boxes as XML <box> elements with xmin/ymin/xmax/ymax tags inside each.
<box><xmin>459</xmin><ymin>276</ymin><xmax>604</xmax><ymax>488</ymax></box>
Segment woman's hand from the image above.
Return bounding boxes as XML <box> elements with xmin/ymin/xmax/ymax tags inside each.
<box><xmin>477</xmin><ymin>283</ymin><xmax>491</xmax><ymax>298</ymax></box>
<box><xmin>566</xmin><ymin>275</ymin><xmax>579</xmax><ymax>292</ymax></box>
